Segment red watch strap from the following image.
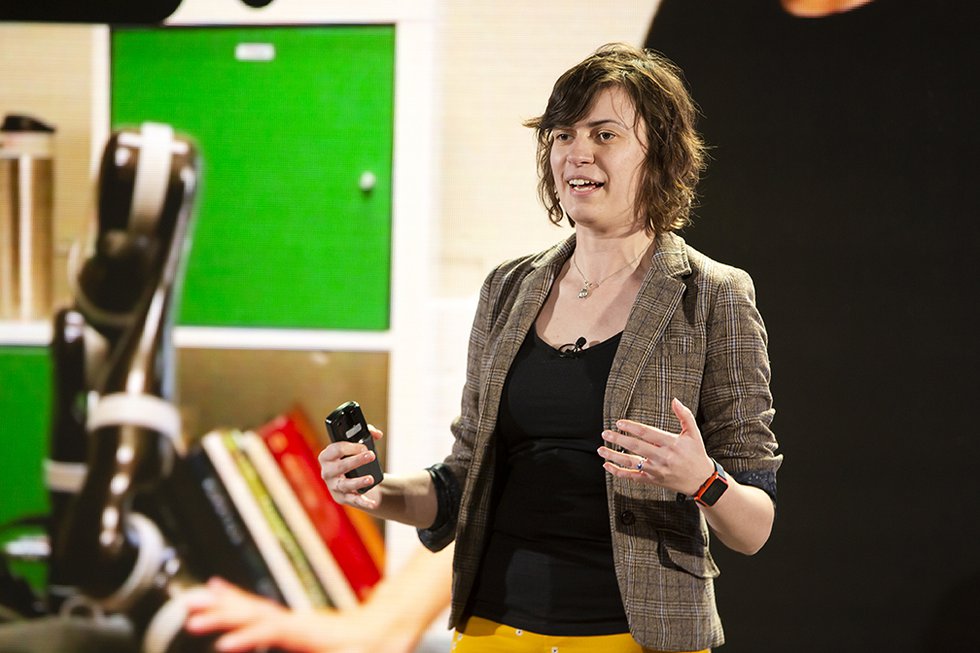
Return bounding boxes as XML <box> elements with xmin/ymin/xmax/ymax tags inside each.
<box><xmin>693</xmin><ymin>458</ymin><xmax>729</xmax><ymax>506</ymax></box>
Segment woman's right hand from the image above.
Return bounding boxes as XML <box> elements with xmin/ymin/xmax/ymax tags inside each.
<box><xmin>318</xmin><ymin>424</ymin><xmax>384</xmax><ymax>510</ymax></box>
<box><xmin>184</xmin><ymin>576</ymin><xmax>421</xmax><ymax>653</ymax></box>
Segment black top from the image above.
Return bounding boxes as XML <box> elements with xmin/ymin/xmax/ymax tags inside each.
<box><xmin>469</xmin><ymin>327</ymin><xmax>628</xmax><ymax>636</ymax></box>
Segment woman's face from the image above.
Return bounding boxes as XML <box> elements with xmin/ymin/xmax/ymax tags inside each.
<box><xmin>549</xmin><ymin>85</ymin><xmax>648</xmax><ymax>233</ymax></box>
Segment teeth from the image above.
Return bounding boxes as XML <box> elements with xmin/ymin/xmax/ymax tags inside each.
<box><xmin>569</xmin><ymin>179</ymin><xmax>597</xmax><ymax>187</ymax></box>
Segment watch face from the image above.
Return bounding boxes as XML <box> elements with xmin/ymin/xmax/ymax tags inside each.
<box><xmin>699</xmin><ymin>477</ymin><xmax>728</xmax><ymax>506</ymax></box>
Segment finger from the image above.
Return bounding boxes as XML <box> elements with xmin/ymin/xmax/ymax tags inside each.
<box><xmin>367</xmin><ymin>423</ymin><xmax>385</xmax><ymax>440</ymax></box>
<box><xmin>214</xmin><ymin>622</ymin><xmax>279</xmax><ymax>653</ymax></box>
<box><xmin>671</xmin><ymin>398</ymin><xmax>700</xmax><ymax>439</ymax></box>
<box><xmin>205</xmin><ymin>576</ymin><xmax>252</xmax><ymax>599</ymax></box>
<box><xmin>182</xmin><ymin>586</ymin><xmax>215</xmax><ymax>612</ymax></box>
<box><xmin>602</xmin><ymin>460</ymin><xmax>653</xmax><ymax>482</ymax></box>
<box><xmin>209</xmin><ymin>580</ymin><xmax>278</xmax><ymax>616</ymax></box>
<box><xmin>600</xmin><ymin>430</ymin><xmax>650</xmax><ymax>461</ymax></box>
<box><xmin>340</xmin><ymin>449</ymin><xmax>377</xmax><ymax>474</ymax></box>
<box><xmin>185</xmin><ymin>594</ymin><xmax>275</xmax><ymax>634</ymax></box>
<box><xmin>350</xmin><ymin>492</ymin><xmax>380</xmax><ymax>510</ymax></box>
<box><xmin>597</xmin><ymin>445</ymin><xmax>646</xmax><ymax>472</ymax></box>
<box><xmin>601</xmin><ymin>429</ymin><xmax>672</xmax><ymax>459</ymax></box>
<box><xmin>350</xmin><ymin>493</ymin><xmax>380</xmax><ymax>510</ymax></box>
<box><xmin>320</xmin><ymin>448</ymin><xmax>376</xmax><ymax>487</ymax></box>
<box><xmin>318</xmin><ymin>440</ymin><xmax>369</xmax><ymax>464</ymax></box>
<box><xmin>186</xmin><ymin>610</ymin><xmax>239</xmax><ymax>634</ymax></box>
<box><xmin>184</xmin><ymin>616</ymin><xmax>216</xmax><ymax>635</ymax></box>
<box><xmin>205</xmin><ymin>576</ymin><xmax>233</xmax><ymax>591</ymax></box>
<box><xmin>612</xmin><ymin>420</ymin><xmax>677</xmax><ymax>447</ymax></box>
<box><xmin>332</xmin><ymin>470</ymin><xmax>378</xmax><ymax>496</ymax></box>
<box><xmin>326</xmin><ymin>469</ymin><xmax>381</xmax><ymax>508</ymax></box>
<box><xmin>218</xmin><ymin>610</ymin><xmax>316</xmax><ymax>653</ymax></box>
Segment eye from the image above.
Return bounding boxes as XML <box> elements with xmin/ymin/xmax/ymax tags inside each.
<box><xmin>553</xmin><ymin>131</ymin><xmax>572</xmax><ymax>143</ymax></box>
<box><xmin>597</xmin><ymin>131</ymin><xmax>616</xmax><ymax>142</ymax></box>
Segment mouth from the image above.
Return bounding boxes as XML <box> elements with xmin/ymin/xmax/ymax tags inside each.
<box><xmin>567</xmin><ymin>178</ymin><xmax>605</xmax><ymax>192</ymax></box>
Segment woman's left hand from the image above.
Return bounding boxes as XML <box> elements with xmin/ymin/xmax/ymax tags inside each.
<box><xmin>599</xmin><ymin>397</ymin><xmax>714</xmax><ymax>497</ymax></box>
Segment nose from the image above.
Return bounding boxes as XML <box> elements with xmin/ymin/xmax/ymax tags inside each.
<box><xmin>567</xmin><ymin>139</ymin><xmax>594</xmax><ymax>165</ymax></box>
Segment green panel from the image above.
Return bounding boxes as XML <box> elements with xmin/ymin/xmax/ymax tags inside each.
<box><xmin>0</xmin><ymin>346</ymin><xmax>50</xmax><ymax>527</ymax></box>
<box><xmin>111</xmin><ymin>26</ymin><xmax>394</xmax><ymax>330</ymax></box>
<box><xmin>0</xmin><ymin>348</ymin><xmax>50</xmax><ymax>592</ymax></box>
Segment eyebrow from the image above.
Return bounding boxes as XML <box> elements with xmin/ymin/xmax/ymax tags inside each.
<box><xmin>587</xmin><ymin>119</ymin><xmax>627</xmax><ymax>128</ymax></box>
<box><xmin>554</xmin><ymin>119</ymin><xmax>628</xmax><ymax>130</ymax></box>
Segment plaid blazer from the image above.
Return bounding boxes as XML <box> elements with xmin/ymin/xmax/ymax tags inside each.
<box><xmin>432</xmin><ymin>231</ymin><xmax>781</xmax><ymax>651</ymax></box>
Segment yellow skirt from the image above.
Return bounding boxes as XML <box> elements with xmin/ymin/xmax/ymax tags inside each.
<box><xmin>452</xmin><ymin>616</ymin><xmax>709</xmax><ymax>653</ymax></box>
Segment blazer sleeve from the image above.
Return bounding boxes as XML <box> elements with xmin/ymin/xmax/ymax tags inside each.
<box><xmin>698</xmin><ymin>266</ymin><xmax>782</xmax><ymax>500</ymax></box>
<box><xmin>417</xmin><ymin>265</ymin><xmax>498</xmax><ymax>551</ymax></box>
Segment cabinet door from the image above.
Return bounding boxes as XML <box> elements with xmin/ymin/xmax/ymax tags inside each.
<box><xmin>0</xmin><ymin>346</ymin><xmax>50</xmax><ymax>527</ymax></box>
<box><xmin>112</xmin><ymin>26</ymin><xmax>394</xmax><ymax>330</ymax></box>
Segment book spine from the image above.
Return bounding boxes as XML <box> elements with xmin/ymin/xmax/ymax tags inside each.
<box><xmin>239</xmin><ymin>430</ymin><xmax>357</xmax><ymax>609</ymax></box>
<box><xmin>179</xmin><ymin>446</ymin><xmax>284</xmax><ymax>602</ymax></box>
<box><xmin>201</xmin><ymin>431</ymin><xmax>313</xmax><ymax>609</ymax></box>
<box><xmin>225</xmin><ymin>431</ymin><xmax>329</xmax><ymax>608</ymax></box>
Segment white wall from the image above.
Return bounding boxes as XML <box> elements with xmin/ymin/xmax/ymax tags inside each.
<box><xmin>437</xmin><ymin>1</ymin><xmax>661</xmax><ymax>296</ymax></box>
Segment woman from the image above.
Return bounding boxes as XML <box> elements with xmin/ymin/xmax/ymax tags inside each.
<box><xmin>321</xmin><ymin>43</ymin><xmax>781</xmax><ymax>653</ymax></box>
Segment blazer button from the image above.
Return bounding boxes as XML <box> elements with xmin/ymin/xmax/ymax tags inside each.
<box><xmin>619</xmin><ymin>510</ymin><xmax>636</xmax><ymax>526</ymax></box>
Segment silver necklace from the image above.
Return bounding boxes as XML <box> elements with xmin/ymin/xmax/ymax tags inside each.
<box><xmin>571</xmin><ymin>246</ymin><xmax>647</xmax><ymax>299</ymax></box>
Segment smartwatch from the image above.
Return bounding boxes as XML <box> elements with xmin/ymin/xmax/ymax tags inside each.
<box><xmin>692</xmin><ymin>458</ymin><xmax>729</xmax><ymax>507</ymax></box>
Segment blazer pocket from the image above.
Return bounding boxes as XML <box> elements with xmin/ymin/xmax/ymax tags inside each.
<box><xmin>657</xmin><ymin>526</ymin><xmax>720</xmax><ymax>579</ymax></box>
<box><xmin>611</xmin><ymin>489</ymin><xmax>718</xmax><ymax>579</ymax></box>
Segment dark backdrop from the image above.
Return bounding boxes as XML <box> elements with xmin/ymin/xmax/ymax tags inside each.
<box><xmin>646</xmin><ymin>1</ymin><xmax>980</xmax><ymax>651</ymax></box>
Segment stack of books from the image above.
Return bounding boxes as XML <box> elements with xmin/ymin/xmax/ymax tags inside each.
<box><xmin>161</xmin><ymin>407</ymin><xmax>385</xmax><ymax>609</ymax></box>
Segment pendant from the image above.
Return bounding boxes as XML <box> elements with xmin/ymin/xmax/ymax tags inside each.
<box><xmin>578</xmin><ymin>285</ymin><xmax>591</xmax><ymax>299</ymax></box>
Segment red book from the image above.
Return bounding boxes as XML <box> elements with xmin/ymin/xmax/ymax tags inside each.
<box><xmin>256</xmin><ymin>408</ymin><xmax>383</xmax><ymax>600</ymax></box>
<box><xmin>342</xmin><ymin>505</ymin><xmax>386</xmax><ymax>572</ymax></box>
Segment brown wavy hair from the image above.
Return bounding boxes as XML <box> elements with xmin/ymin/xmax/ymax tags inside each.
<box><xmin>525</xmin><ymin>43</ymin><xmax>705</xmax><ymax>233</ymax></box>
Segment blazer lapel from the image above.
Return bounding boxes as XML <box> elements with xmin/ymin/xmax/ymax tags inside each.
<box><xmin>475</xmin><ymin>235</ymin><xmax>576</xmax><ymax>441</ymax></box>
<box><xmin>605</xmin><ymin>231</ymin><xmax>691</xmax><ymax>425</ymax></box>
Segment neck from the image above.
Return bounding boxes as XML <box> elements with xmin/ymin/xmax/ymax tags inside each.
<box><xmin>573</xmin><ymin>228</ymin><xmax>654</xmax><ymax>278</ymax></box>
